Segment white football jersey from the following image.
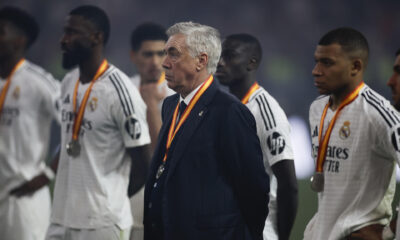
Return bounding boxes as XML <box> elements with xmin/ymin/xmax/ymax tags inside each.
<box><xmin>51</xmin><ymin>64</ymin><xmax>150</xmax><ymax>229</ymax></box>
<box><xmin>304</xmin><ymin>84</ymin><xmax>400</xmax><ymax>240</ymax></box>
<box><xmin>246</xmin><ymin>87</ymin><xmax>294</xmax><ymax>240</ymax></box>
<box><xmin>0</xmin><ymin>60</ymin><xmax>60</xmax><ymax>200</ymax></box>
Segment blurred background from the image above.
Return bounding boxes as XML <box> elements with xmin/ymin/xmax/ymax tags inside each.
<box><xmin>2</xmin><ymin>0</ymin><xmax>400</xmax><ymax>239</ymax></box>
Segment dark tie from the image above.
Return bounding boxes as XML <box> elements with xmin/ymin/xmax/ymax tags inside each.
<box><xmin>177</xmin><ymin>101</ymin><xmax>187</xmax><ymax>123</ymax></box>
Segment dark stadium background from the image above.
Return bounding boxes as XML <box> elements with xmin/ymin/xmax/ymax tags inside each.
<box><xmin>2</xmin><ymin>0</ymin><xmax>400</xmax><ymax>239</ymax></box>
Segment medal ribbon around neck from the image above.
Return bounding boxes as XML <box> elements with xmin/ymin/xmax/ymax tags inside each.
<box><xmin>71</xmin><ymin>59</ymin><xmax>108</xmax><ymax>141</ymax></box>
<box><xmin>157</xmin><ymin>72</ymin><xmax>166</xmax><ymax>85</ymax></box>
<box><xmin>0</xmin><ymin>58</ymin><xmax>25</xmax><ymax>119</ymax></box>
<box><xmin>162</xmin><ymin>75</ymin><xmax>214</xmax><ymax>163</ymax></box>
<box><xmin>315</xmin><ymin>81</ymin><xmax>364</xmax><ymax>173</ymax></box>
<box><xmin>241</xmin><ymin>82</ymin><xmax>260</xmax><ymax>104</ymax></box>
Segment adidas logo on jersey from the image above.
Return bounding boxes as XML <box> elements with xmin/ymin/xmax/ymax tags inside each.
<box><xmin>312</xmin><ymin>126</ymin><xmax>318</xmax><ymax>138</ymax></box>
<box><xmin>63</xmin><ymin>94</ymin><xmax>70</xmax><ymax>104</ymax></box>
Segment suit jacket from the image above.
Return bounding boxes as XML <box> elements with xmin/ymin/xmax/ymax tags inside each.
<box><xmin>144</xmin><ymin>80</ymin><xmax>269</xmax><ymax>240</ymax></box>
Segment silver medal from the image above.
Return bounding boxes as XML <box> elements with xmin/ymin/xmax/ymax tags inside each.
<box><xmin>156</xmin><ymin>163</ymin><xmax>165</xmax><ymax>179</ymax></box>
<box><xmin>310</xmin><ymin>172</ymin><xmax>324</xmax><ymax>192</ymax></box>
<box><xmin>66</xmin><ymin>139</ymin><xmax>81</xmax><ymax>157</ymax></box>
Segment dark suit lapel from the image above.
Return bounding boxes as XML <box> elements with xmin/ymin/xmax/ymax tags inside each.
<box><xmin>165</xmin><ymin>80</ymin><xmax>219</xmax><ymax>183</ymax></box>
<box><xmin>147</xmin><ymin>95</ymin><xmax>179</xmax><ymax>182</ymax></box>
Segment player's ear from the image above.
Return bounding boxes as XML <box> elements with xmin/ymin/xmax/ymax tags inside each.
<box><xmin>247</xmin><ymin>57</ymin><xmax>258</xmax><ymax>71</ymax></box>
<box><xmin>91</xmin><ymin>31</ymin><xmax>104</xmax><ymax>46</ymax></box>
<box><xmin>196</xmin><ymin>53</ymin><xmax>208</xmax><ymax>72</ymax></box>
<box><xmin>350</xmin><ymin>58</ymin><xmax>363</xmax><ymax>76</ymax></box>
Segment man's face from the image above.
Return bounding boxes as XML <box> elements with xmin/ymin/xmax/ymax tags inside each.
<box><xmin>60</xmin><ymin>15</ymin><xmax>95</xmax><ymax>69</ymax></box>
<box><xmin>0</xmin><ymin>20</ymin><xmax>23</xmax><ymax>63</ymax></box>
<box><xmin>162</xmin><ymin>34</ymin><xmax>198</xmax><ymax>95</ymax></box>
<box><xmin>387</xmin><ymin>55</ymin><xmax>400</xmax><ymax>110</ymax></box>
<box><xmin>216</xmin><ymin>39</ymin><xmax>249</xmax><ymax>86</ymax></box>
<box><xmin>312</xmin><ymin>43</ymin><xmax>354</xmax><ymax>95</ymax></box>
<box><xmin>131</xmin><ymin>40</ymin><xmax>166</xmax><ymax>83</ymax></box>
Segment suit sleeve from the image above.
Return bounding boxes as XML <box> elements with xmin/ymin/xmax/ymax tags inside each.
<box><xmin>221</xmin><ymin>102</ymin><xmax>270</xmax><ymax>239</ymax></box>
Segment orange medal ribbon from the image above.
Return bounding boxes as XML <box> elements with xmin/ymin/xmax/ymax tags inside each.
<box><xmin>315</xmin><ymin>82</ymin><xmax>364</xmax><ymax>173</ymax></box>
<box><xmin>162</xmin><ymin>75</ymin><xmax>214</xmax><ymax>163</ymax></box>
<box><xmin>0</xmin><ymin>58</ymin><xmax>25</xmax><ymax>119</ymax></box>
<box><xmin>71</xmin><ymin>59</ymin><xmax>108</xmax><ymax>141</ymax></box>
<box><xmin>241</xmin><ymin>82</ymin><xmax>260</xmax><ymax>104</ymax></box>
<box><xmin>157</xmin><ymin>72</ymin><xmax>166</xmax><ymax>85</ymax></box>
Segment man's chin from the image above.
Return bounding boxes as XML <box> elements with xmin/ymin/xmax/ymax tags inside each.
<box><xmin>62</xmin><ymin>55</ymin><xmax>79</xmax><ymax>70</ymax></box>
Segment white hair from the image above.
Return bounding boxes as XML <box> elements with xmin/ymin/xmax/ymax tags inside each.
<box><xmin>166</xmin><ymin>22</ymin><xmax>221</xmax><ymax>75</ymax></box>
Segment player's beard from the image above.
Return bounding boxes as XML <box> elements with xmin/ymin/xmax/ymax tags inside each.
<box><xmin>62</xmin><ymin>47</ymin><xmax>91</xmax><ymax>70</ymax></box>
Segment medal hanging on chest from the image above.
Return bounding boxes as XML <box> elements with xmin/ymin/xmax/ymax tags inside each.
<box><xmin>311</xmin><ymin>82</ymin><xmax>364</xmax><ymax>192</ymax></box>
<box><xmin>66</xmin><ymin>60</ymin><xmax>108</xmax><ymax>157</ymax></box>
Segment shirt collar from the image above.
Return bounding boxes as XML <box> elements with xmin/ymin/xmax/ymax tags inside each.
<box><xmin>179</xmin><ymin>83</ymin><xmax>203</xmax><ymax>105</ymax></box>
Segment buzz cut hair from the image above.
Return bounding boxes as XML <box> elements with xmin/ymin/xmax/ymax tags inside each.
<box><xmin>70</xmin><ymin>5</ymin><xmax>110</xmax><ymax>45</ymax></box>
<box><xmin>225</xmin><ymin>33</ymin><xmax>263</xmax><ymax>67</ymax></box>
<box><xmin>0</xmin><ymin>6</ymin><xmax>39</xmax><ymax>49</ymax></box>
<box><xmin>318</xmin><ymin>27</ymin><xmax>369</xmax><ymax>67</ymax></box>
<box><xmin>130</xmin><ymin>22</ymin><xmax>167</xmax><ymax>51</ymax></box>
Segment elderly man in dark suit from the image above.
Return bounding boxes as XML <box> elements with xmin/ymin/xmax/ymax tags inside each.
<box><xmin>143</xmin><ymin>22</ymin><xmax>269</xmax><ymax>240</ymax></box>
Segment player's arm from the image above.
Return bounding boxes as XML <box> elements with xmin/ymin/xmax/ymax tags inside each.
<box><xmin>139</xmin><ymin>83</ymin><xmax>166</xmax><ymax>151</ymax></box>
<box><xmin>271</xmin><ymin>160</ymin><xmax>298</xmax><ymax>240</ymax></box>
<box><xmin>9</xmin><ymin>147</ymin><xmax>60</xmax><ymax>197</ymax></box>
<box><xmin>127</xmin><ymin>144</ymin><xmax>151</xmax><ymax>197</ymax></box>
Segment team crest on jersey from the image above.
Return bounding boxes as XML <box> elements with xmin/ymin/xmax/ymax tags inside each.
<box><xmin>89</xmin><ymin>97</ymin><xmax>98</xmax><ymax>112</ymax></box>
<box><xmin>339</xmin><ymin>121</ymin><xmax>351</xmax><ymax>139</ymax></box>
<box><xmin>12</xmin><ymin>86</ymin><xmax>20</xmax><ymax>100</ymax></box>
<box><xmin>267</xmin><ymin>131</ymin><xmax>286</xmax><ymax>155</ymax></box>
<box><xmin>125</xmin><ymin>115</ymin><xmax>141</xmax><ymax>140</ymax></box>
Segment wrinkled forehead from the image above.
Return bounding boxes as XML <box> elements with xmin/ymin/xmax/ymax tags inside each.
<box><xmin>165</xmin><ymin>33</ymin><xmax>187</xmax><ymax>52</ymax></box>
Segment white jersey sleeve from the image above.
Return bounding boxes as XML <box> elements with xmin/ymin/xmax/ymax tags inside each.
<box><xmin>110</xmin><ymin>72</ymin><xmax>150</xmax><ymax>148</ymax></box>
<box><xmin>361</xmin><ymin>88</ymin><xmax>400</xmax><ymax>164</ymax></box>
<box><xmin>247</xmin><ymin>87</ymin><xmax>294</xmax><ymax>167</ymax></box>
<box><xmin>27</xmin><ymin>63</ymin><xmax>61</xmax><ymax>124</ymax></box>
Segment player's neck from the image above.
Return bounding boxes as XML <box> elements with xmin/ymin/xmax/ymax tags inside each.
<box><xmin>180</xmin><ymin>71</ymin><xmax>209</xmax><ymax>98</ymax></box>
<box><xmin>330</xmin><ymin>80</ymin><xmax>362</xmax><ymax>111</ymax></box>
<box><xmin>0</xmin><ymin>55</ymin><xmax>24</xmax><ymax>79</ymax></box>
<box><xmin>79</xmin><ymin>52</ymin><xmax>105</xmax><ymax>84</ymax></box>
<box><xmin>229</xmin><ymin>78</ymin><xmax>255</xmax><ymax>101</ymax></box>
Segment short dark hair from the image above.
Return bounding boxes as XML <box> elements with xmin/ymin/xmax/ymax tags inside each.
<box><xmin>225</xmin><ymin>33</ymin><xmax>263</xmax><ymax>66</ymax></box>
<box><xmin>70</xmin><ymin>5</ymin><xmax>110</xmax><ymax>44</ymax></box>
<box><xmin>319</xmin><ymin>27</ymin><xmax>369</xmax><ymax>66</ymax></box>
<box><xmin>130</xmin><ymin>22</ymin><xmax>167</xmax><ymax>51</ymax></box>
<box><xmin>0</xmin><ymin>6</ymin><xmax>39</xmax><ymax>49</ymax></box>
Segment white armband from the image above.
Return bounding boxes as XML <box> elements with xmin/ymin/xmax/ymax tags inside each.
<box><xmin>43</xmin><ymin>166</ymin><xmax>55</xmax><ymax>181</ymax></box>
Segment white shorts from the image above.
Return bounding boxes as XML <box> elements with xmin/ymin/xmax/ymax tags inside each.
<box><xmin>0</xmin><ymin>186</ymin><xmax>51</xmax><ymax>240</ymax></box>
<box><xmin>129</xmin><ymin>186</ymin><xmax>144</xmax><ymax>240</ymax></box>
<box><xmin>46</xmin><ymin>223</ymin><xmax>131</xmax><ymax>240</ymax></box>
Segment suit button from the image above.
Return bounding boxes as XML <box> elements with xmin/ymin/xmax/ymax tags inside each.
<box><xmin>148</xmin><ymin>202</ymin><xmax>152</xmax><ymax>208</ymax></box>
